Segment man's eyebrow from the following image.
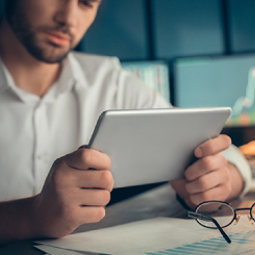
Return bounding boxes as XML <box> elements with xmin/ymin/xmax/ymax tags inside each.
<box><xmin>87</xmin><ymin>0</ymin><xmax>102</xmax><ymax>2</ymax></box>
<box><xmin>81</xmin><ymin>0</ymin><xmax>102</xmax><ymax>5</ymax></box>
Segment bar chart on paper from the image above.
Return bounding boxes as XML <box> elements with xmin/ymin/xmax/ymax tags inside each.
<box><xmin>146</xmin><ymin>230</ymin><xmax>255</xmax><ymax>255</ymax></box>
<box><xmin>36</xmin><ymin>218</ymin><xmax>255</xmax><ymax>255</ymax></box>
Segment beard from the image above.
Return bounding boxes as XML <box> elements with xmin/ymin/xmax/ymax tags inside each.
<box><xmin>5</xmin><ymin>1</ymin><xmax>78</xmax><ymax>63</ymax></box>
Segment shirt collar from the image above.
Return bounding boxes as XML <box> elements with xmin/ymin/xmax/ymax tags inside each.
<box><xmin>0</xmin><ymin>58</ymin><xmax>11</xmax><ymax>94</ymax></box>
<box><xmin>68</xmin><ymin>52</ymin><xmax>88</xmax><ymax>88</ymax></box>
<box><xmin>0</xmin><ymin>53</ymin><xmax>84</xmax><ymax>104</ymax></box>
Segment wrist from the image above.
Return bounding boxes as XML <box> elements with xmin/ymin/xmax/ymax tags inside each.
<box><xmin>228</xmin><ymin>162</ymin><xmax>244</xmax><ymax>201</ymax></box>
<box><xmin>0</xmin><ymin>195</ymin><xmax>41</xmax><ymax>244</ymax></box>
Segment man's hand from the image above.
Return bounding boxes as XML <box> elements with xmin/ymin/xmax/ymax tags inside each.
<box><xmin>171</xmin><ymin>134</ymin><xmax>244</xmax><ymax>209</ymax></box>
<box><xmin>31</xmin><ymin>148</ymin><xmax>113</xmax><ymax>238</ymax></box>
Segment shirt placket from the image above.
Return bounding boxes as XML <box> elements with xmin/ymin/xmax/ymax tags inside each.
<box><xmin>33</xmin><ymin>102</ymin><xmax>49</xmax><ymax>195</ymax></box>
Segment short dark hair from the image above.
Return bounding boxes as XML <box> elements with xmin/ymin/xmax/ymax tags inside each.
<box><xmin>4</xmin><ymin>0</ymin><xmax>19</xmax><ymax>19</ymax></box>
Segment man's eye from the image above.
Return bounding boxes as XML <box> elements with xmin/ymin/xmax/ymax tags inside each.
<box><xmin>80</xmin><ymin>0</ymin><xmax>99</xmax><ymax>8</ymax></box>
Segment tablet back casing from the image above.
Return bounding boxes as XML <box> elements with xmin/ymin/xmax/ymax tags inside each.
<box><xmin>88</xmin><ymin>107</ymin><xmax>231</xmax><ymax>188</ymax></box>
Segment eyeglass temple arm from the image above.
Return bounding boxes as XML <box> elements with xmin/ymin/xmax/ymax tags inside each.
<box><xmin>187</xmin><ymin>211</ymin><xmax>231</xmax><ymax>244</ymax></box>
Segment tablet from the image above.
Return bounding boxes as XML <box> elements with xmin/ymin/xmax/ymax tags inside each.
<box><xmin>88</xmin><ymin>107</ymin><xmax>231</xmax><ymax>188</ymax></box>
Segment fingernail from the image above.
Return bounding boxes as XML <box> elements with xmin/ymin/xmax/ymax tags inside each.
<box><xmin>195</xmin><ymin>147</ymin><xmax>202</xmax><ymax>157</ymax></box>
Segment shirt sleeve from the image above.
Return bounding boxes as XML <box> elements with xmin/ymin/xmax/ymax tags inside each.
<box><xmin>221</xmin><ymin>145</ymin><xmax>252</xmax><ymax>197</ymax></box>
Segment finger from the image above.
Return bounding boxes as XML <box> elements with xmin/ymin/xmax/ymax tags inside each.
<box><xmin>185</xmin><ymin>167</ymin><xmax>230</xmax><ymax>194</ymax></box>
<box><xmin>72</xmin><ymin>189</ymin><xmax>111</xmax><ymax>206</ymax></box>
<box><xmin>63</xmin><ymin>148</ymin><xmax>111</xmax><ymax>170</ymax></box>
<box><xmin>63</xmin><ymin>188</ymin><xmax>111</xmax><ymax>207</ymax></box>
<box><xmin>190</xmin><ymin>183</ymin><xmax>231</xmax><ymax>205</ymax></box>
<box><xmin>194</xmin><ymin>134</ymin><xmax>231</xmax><ymax>158</ymax></box>
<box><xmin>185</xmin><ymin>153</ymin><xmax>228</xmax><ymax>181</ymax></box>
<box><xmin>78</xmin><ymin>206</ymin><xmax>106</xmax><ymax>224</ymax></box>
<box><xmin>183</xmin><ymin>197</ymin><xmax>196</xmax><ymax>210</ymax></box>
<box><xmin>75</xmin><ymin>170</ymin><xmax>114</xmax><ymax>191</ymax></box>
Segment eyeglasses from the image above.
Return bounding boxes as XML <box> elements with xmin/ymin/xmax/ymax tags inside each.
<box><xmin>187</xmin><ymin>200</ymin><xmax>255</xmax><ymax>244</ymax></box>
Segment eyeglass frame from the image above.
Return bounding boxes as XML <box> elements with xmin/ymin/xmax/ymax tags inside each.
<box><xmin>187</xmin><ymin>200</ymin><xmax>255</xmax><ymax>244</ymax></box>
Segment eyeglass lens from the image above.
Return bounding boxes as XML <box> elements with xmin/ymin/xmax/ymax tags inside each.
<box><xmin>196</xmin><ymin>201</ymin><xmax>235</xmax><ymax>228</ymax></box>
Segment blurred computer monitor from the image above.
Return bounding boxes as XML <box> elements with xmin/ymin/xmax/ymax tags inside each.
<box><xmin>174</xmin><ymin>54</ymin><xmax>255</xmax><ymax>127</ymax></box>
<box><xmin>121</xmin><ymin>61</ymin><xmax>170</xmax><ymax>102</ymax></box>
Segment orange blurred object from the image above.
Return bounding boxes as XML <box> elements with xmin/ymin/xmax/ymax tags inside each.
<box><xmin>239</xmin><ymin>141</ymin><xmax>255</xmax><ymax>158</ymax></box>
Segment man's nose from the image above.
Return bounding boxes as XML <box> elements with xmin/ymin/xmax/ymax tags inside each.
<box><xmin>53</xmin><ymin>0</ymin><xmax>78</xmax><ymax>27</ymax></box>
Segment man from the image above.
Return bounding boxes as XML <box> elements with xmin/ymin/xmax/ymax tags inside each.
<box><xmin>0</xmin><ymin>0</ymin><xmax>251</xmax><ymax>245</ymax></box>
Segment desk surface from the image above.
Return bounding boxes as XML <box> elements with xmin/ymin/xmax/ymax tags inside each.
<box><xmin>0</xmin><ymin>184</ymin><xmax>254</xmax><ymax>255</ymax></box>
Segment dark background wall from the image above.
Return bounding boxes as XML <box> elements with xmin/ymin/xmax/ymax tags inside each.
<box><xmin>79</xmin><ymin>0</ymin><xmax>255</xmax><ymax>61</ymax></box>
<box><xmin>76</xmin><ymin>0</ymin><xmax>255</xmax><ymax>106</ymax></box>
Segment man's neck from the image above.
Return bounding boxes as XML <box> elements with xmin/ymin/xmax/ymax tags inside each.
<box><xmin>0</xmin><ymin>17</ymin><xmax>62</xmax><ymax>97</ymax></box>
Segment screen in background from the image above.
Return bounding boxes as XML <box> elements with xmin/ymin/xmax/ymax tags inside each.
<box><xmin>121</xmin><ymin>61</ymin><xmax>170</xmax><ymax>103</ymax></box>
<box><xmin>174</xmin><ymin>54</ymin><xmax>255</xmax><ymax>127</ymax></box>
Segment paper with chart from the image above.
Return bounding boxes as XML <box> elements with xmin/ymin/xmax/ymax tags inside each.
<box><xmin>35</xmin><ymin>216</ymin><xmax>255</xmax><ymax>255</ymax></box>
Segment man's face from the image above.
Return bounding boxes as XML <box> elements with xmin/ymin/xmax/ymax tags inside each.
<box><xmin>5</xmin><ymin>0</ymin><xmax>101</xmax><ymax>63</ymax></box>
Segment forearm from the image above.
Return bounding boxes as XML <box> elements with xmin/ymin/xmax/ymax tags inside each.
<box><xmin>0</xmin><ymin>196</ymin><xmax>39</xmax><ymax>245</ymax></box>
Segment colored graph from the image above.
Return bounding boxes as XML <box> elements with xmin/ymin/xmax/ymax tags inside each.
<box><xmin>146</xmin><ymin>230</ymin><xmax>255</xmax><ymax>255</ymax></box>
<box><xmin>122</xmin><ymin>62</ymin><xmax>170</xmax><ymax>102</ymax></box>
<box><xmin>226</xmin><ymin>67</ymin><xmax>255</xmax><ymax>127</ymax></box>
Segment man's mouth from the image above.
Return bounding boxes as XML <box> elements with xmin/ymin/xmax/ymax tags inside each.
<box><xmin>44</xmin><ymin>31</ymin><xmax>71</xmax><ymax>47</ymax></box>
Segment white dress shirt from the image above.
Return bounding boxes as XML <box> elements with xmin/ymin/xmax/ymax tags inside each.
<box><xmin>0</xmin><ymin>52</ymin><xmax>251</xmax><ymax>201</ymax></box>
